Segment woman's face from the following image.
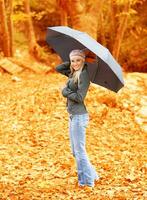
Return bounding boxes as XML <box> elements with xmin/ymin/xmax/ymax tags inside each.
<box><xmin>70</xmin><ymin>56</ymin><xmax>84</xmax><ymax>71</ymax></box>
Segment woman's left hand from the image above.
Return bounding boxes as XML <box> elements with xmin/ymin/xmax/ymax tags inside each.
<box><xmin>62</xmin><ymin>87</ymin><xmax>73</xmax><ymax>97</ymax></box>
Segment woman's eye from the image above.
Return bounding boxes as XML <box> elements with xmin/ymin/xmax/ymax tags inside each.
<box><xmin>71</xmin><ymin>59</ymin><xmax>81</xmax><ymax>63</ymax></box>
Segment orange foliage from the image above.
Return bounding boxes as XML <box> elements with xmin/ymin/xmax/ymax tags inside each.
<box><xmin>0</xmin><ymin>70</ymin><xmax>146</xmax><ymax>199</ymax></box>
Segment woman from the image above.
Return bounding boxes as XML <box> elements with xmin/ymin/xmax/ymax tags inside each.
<box><xmin>56</xmin><ymin>49</ymin><xmax>99</xmax><ymax>187</ymax></box>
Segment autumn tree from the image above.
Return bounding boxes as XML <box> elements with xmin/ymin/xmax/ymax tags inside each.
<box><xmin>0</xmin><ymin>0</ymin><xmax>12</xmax><ymax>56</ymax></box>
<box><xmin>67</xmin><ymin>0</ymin><xmax>102</xmax><ymax>40</ymax></box>
<box><xmin>6</xmin><ymin>0</ymin><xmax>14</xmax><ymax>56</ymax></box>
<box><xmin>112</xmin><ymin>0</ymin><xmax>131</xmax><ymax>60</ymax></box>
<box><xmin>23</xmin><ymin>0</ymin><xmax>41</xmax><ymax>57</ymax></box>
<box><xmin>57</xmin><ymin>0</ymin><xmax>68</xmax><ymax>26</ymax></box>
<box><xmin>56</xmin><ymin>0</ymin><xmax>103</xmax><ymax>39</ymax></box>
<box><xmin>110</xmin><ymin>0</ymin><xmax>146</xmax><ymax>61</ymax></box>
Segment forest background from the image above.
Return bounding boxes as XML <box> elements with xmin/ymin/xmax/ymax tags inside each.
<box><xmin>0</xmin><ymin>0</ymin><xmax>146</xmax><ymax>199</ymax></box>
<box><xmin>0</xmin><ymin>0</ymin><xmax>146</xmax><ymax>72</ymax></box>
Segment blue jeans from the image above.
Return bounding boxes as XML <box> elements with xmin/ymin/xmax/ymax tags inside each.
<box><xmin>69</xmin><ymin>113</ymin><xmax>99</xmax><ymax>187</ymax></box>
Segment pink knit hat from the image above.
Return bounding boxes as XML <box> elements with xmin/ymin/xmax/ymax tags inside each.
<box><xmin>69</xmin><ymin>49</ymin><xmax>85</xmax><ymax>59</ymax></box>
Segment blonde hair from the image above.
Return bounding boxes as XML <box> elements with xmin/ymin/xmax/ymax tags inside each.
<box><xmin>70</xmin><ymin>62</ymin><xmax>84</xmax><ymax>84</ymax></box>
<box><xmin>69</xmin><ymin>49</ymin><xmax>85</xmax><ymax>84</ymax></box>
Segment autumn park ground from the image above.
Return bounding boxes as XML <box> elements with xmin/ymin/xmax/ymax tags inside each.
<box><xmin>0</xmin><ymin>60</ymin><xmax>146</xmax><ymax>199</ymax></box>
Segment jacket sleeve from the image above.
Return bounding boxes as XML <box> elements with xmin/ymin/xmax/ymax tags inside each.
<box><xmin>55</xmin><ymin>61</ymin><xmax>71</xmax><ymax>77</ymax></box>
<box><xmin>66</xmin><ymin>70</ymin><xmax>90</xmax><ymax>103</ymax></box>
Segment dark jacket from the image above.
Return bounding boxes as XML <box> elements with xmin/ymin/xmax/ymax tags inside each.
<box><xmin>56</xmin><ymin>61</ymin><xmax>90</xmax><ymax>115</ymax></box>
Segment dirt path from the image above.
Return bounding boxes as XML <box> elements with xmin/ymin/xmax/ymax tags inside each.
<box><xmin>0</xmin><ymin>71</ymin><xmax>146</xmax><ymax>200</ymax></box>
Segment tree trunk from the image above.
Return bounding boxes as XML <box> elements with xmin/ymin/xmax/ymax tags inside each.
<box><xmin>24</xmin><ymin>0</ymin><xmax>40</xmax><ymax>57</ymax></box>
<box><xmin>109</xmin><ymin>0</ymin><xmax>118</xmax><ymax>51</ymax></box>
<box><xmin>87</xmin><ymin>0</ymin><xmax>104</xmax><ymax>40</ymax></box>
<box><xmin>7</xmin><ymin>0</ymin><xmax>14</xmax><ymax>56</ymax></box>
<box><xmin>97</xmin><ymin>0</ymin><xmax>106</xmax><ymax>44</ymax></box>
<box><xmin>57</xmin><ymin>0</ymin><xmax>68</xmax><ymax>26</ymax></box>
<box><xmin>112</xmin><ymin>2</ymin><xmax>130</xmax><ymax>60</ymax></box>
<box><xmin>68</xmin><ymin>0</ymin><xmax>85</xmax><ymax>31</ymax></box>
<box><xmin>61</xmin><ymin>10</ymin><xmax>68</xmax><ymax>26</ymax></box>
<box><xmin>0</xmin><ymin>0</ymin><xmax>11</xmax><ymax>56</ymax></box>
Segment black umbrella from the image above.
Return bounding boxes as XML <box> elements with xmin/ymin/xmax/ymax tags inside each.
<box><xmin>46</xmin><ymin>26</ymin><xmax>124</xmax><ymax>93</ymax></box>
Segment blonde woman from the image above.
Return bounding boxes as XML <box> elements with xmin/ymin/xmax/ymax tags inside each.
<box><xmin>56</xmin><ymin>49</ymin><xmax>99</xmax><ymax>187</ymax></box>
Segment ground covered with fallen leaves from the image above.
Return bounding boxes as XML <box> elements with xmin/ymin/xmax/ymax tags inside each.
<box><xmin>0</xmin><ymin>70</ymin><xmax>146</xmax><ymax>200</ymax></box>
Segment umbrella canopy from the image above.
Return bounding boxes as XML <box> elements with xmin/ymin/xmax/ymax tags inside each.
<box><xmin>46</xmin><ymin>26</ymin><xmax>124</xmax><ymax>93</ymax></box>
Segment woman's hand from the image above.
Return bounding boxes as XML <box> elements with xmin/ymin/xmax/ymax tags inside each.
<box><xmin>62</xmin><ymin>86</ymin><xmax>73</xmax><ymax>97</ymax></box>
